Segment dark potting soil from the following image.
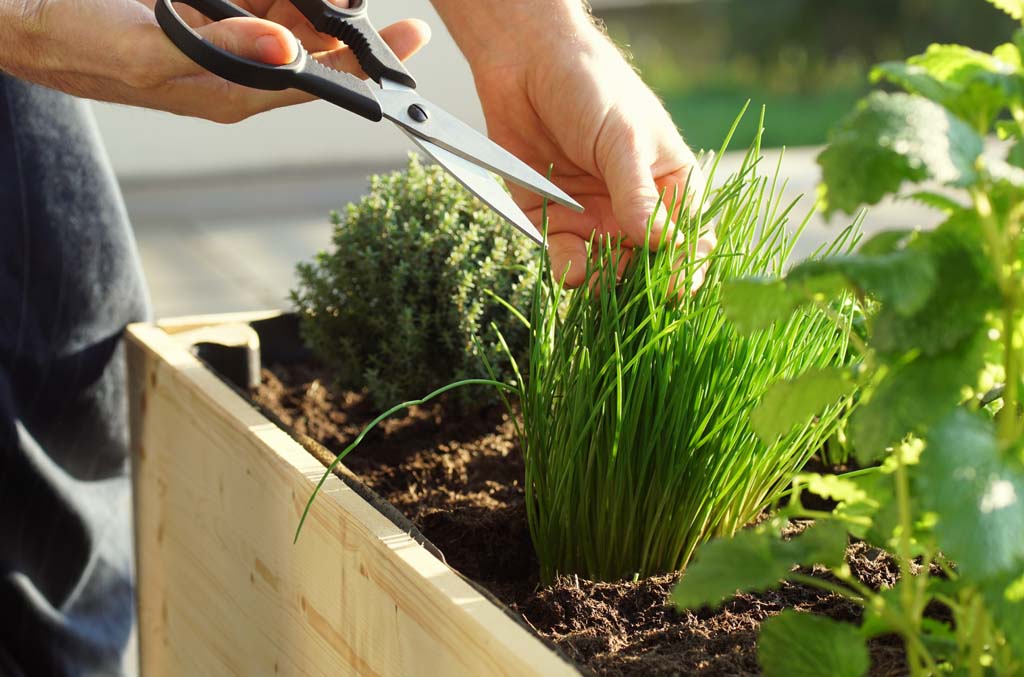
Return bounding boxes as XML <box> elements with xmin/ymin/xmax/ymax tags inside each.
<box><xmin>252</xmin><ymin>363</ymin><xmax>911</xmax><ymax>676</ymax></box>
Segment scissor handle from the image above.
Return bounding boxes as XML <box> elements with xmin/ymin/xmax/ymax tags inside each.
<box><xmin>154</xmin><ymin>0</ymin><xmax>383</xmax><ymax>121</ymax></box>
<box><xmin>289</xmin><ymin>0</ymin><xmax>416</xmax><ymax>88</ymax></box>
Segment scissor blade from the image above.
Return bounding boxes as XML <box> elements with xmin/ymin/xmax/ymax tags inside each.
<box><xmin>377</xmin><ymin>81</ymin><xmax>583</xmax><ymax>214</ymax></box>
<box><xmin>400</xmin><ymin>129</ymin><xmax>545</xmax><ymax>246</ymax></box>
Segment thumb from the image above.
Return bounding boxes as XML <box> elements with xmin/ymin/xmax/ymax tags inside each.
<box><xmin>194</xmin><ymin>17</ymin><xmax>299</xmax><ymax>65</ymax></box>
<box><xmin>147</xmin><ymin>16</ymin><xmax>299</xmax><ymax>82</ymax></box>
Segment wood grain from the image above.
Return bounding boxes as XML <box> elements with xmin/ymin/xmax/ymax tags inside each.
<box><xmin>127</xmin><ymin>318</ymin><xmax>576</xmax><ymax>676</ymax></box>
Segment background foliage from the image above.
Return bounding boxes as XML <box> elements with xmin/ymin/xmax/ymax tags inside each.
<box><xmin>596</xmin><ymin>0</ymin><xmax>1015</xmax><ymax>149</ymax></box>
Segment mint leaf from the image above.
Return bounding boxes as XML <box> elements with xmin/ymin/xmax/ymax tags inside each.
<box><xmin>856</xmin><ymin>229</ymin><xmax>916</xmax><ymax>256</ymax></box>
<box><xmin>752</xmin><ymin>368</ymin><xmax>854</xmax><ymax>442</ymax></box>
<box><xmin>722</xmin><ymin>274</ymin><xmax>846</xmax><ymax>334</ymax></box>
<box><xmin>673</xmin><ymin>521</ymin><xmax>847</xmax><ymax>610</ymax></box>
<box><xmin>759</xmin><ymin>611</ymin><xmax>869</xmax><ymax>677</ymax></box>
<box><xmin>877</xmin><ymin>44</ymin><xmax>1024</xmax><ymax>129</ymax></box>
<box><xmin>988</xmin><ymin>0</ymin><xmax>1024</xmax><ymax>20</ymax></box>
<box><xmin>980</xmin><ymin>570</ymin><xmax>1024</xmax><ymax>660</ymax></box>
<box><xmin>818</xmin><ymin>92</ymin><xmax>985</xmax><ymax>216</ymax></box>
<box><xmin>872</xmin><ymin>224</ymin><xmax>996</xmax><ymax>356</ymax></box>
<box><xmin>790</xmin><ymin>249</ymin><xmax>937</xmax><ymax>317</ymax></box>
<box><xmin>871</xmin><ymin>62</ymin><xmax>955</xmax><ymax>105</ymax></box>
<box><xmin>850</xmin><ymin>330</ymin><xmax>986</xmax><ymax>463</ymax></box>
<box><xmin>905</xmin><ymin>191</ymin><xmax>965</xmax><ymax>214</ymax></box>
<box><xmin>1009</xmin><ymin>140</ymin><xmax>1024</xmax><ymax>167</ymax></box>
<box><xmin>721</xmin><ymin>279</ymin><xmax>800</xmax><ymax>334</ymax></box>
<box><xmin>917</xmin><ymin>409</ymin><xmax>1024</xmax><ymax>579</ymax></box>
<box><xmin>797</xmin><ymin>473</ymin><xmax>869</xmax><ymax>504</ymax></box>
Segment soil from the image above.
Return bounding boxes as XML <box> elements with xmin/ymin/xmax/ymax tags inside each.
<box><xmin>252</xmin><ymin>363</ymin><xmax>912</xmax><ymax>676</ymax></box>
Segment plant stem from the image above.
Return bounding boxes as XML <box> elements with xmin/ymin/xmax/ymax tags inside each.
<box><xmin>974</xmin><ymin>185</ymin><xmax>1023</xmax><ymax>446</ymax></box>
<box><xmin>965</xmin><ymin>589</ymin><xmax>988</xmax><ymax>677</ymax></box>
<box><xmin>1002</xmin><ymin>303</ymin><xmax>1020</xmax><ymax>444</ymax></box>
<box><xmin>787</xmin><ymin>572</ymin><xmax>866</xmax><ymax>604</ymax></box>
<box><xmin>893</xmin><ymin>445</ymin><xmax>928</xmax><ymax>675</ymax></box>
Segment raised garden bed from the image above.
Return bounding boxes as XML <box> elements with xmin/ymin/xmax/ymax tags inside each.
<box><xmin>126</xmin><ymin>311</ymin><xmax>576</xmax><ymax>676</ymax></box>
<box><xmin>128</xmin><ymin>310</ymin><xmax>907</xmax><ymax>675</ymax></box>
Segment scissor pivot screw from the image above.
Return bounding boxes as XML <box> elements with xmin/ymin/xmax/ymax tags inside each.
<box><xmin>407</xmin><ymin>104</ymin><xmax>429</xmax><ymax>123</ymax></box>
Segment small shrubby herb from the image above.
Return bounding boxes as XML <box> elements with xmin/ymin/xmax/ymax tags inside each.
<box><xmin>291</xmin><ymin>155</ymin><xmax>536</xmax><ymax>411</ymax></box>
<box><xmin>675</xmin><ymin>2</ymin><xmax>1024</xmax><ymax>674</ymax></box>
<box><xmin>501</xmin><ymin>118</ymin><xmax>860</xmax><ymax>583</ymax></box>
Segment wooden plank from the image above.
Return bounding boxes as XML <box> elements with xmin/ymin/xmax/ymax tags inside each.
<box><xmin>156</xmin><ymin>309</ymin><xmax>282</xmax><ymax>335</ymax></box>
<box><xmin>127</xmin><ymin>321</ymin><xmax>576</xmax><ymax>676</ymax></box>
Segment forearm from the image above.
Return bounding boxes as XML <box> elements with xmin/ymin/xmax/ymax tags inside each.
<box><xmin>429</xmin><ymin>0</ymin><xmax>609</xmax><ymax>69</ymax></box>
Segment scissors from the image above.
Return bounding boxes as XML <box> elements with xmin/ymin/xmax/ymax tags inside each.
<box><xmin>154</xmin><ymin>0</ymin><xmax>584</xmax><ymax>245</ymax></box>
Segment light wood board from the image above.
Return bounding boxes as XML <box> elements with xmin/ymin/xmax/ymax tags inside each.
<box><xmin>127</xmin><ymin>317</ymin><xmax>576</xmax><ymax>676</ymax></box>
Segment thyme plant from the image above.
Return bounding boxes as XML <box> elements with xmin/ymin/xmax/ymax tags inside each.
<box><xmin>675</xmin><ymin>2</ymin><xmax>1024</xmax><ymax>673</ymax></box>
<box><xmin>291</xmin><ymin>154</ymin><xmax>535</xmax><ymax>411</ymax></box>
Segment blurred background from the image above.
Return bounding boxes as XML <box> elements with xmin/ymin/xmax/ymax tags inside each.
<box><xmin>97</xmin><ymin>0</ymin><xmax>1015</xmax><ymax>317</ymax></box>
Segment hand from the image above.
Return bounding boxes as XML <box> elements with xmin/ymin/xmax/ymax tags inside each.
<box><xmin>0</xmin><ymin>0</ymin><xmax>429</xmax><ymax>122</ymax></box>
<box><xmin>441</xmin><ymin>5</ymin><xmax>712</xmax><ymax>288</ymax></box>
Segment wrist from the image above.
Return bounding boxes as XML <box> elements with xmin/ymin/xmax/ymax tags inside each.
<box><xmin>430</xmin><ymin>0</ymin><xmax>608</xmax><ymax>72</ymax></box>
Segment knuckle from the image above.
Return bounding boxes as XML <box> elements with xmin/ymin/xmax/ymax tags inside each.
<box><xmin>119</xmin><ymin>35</ymin><xmax>168</xmax><ymax>89</ymax></box>
<box><xmin>122</xmin><ymin>62</ymin><xmax>165</xmax><ymax>90</ymax></box>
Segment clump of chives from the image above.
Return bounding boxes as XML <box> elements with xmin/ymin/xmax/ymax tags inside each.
<box><xmin>509</xmin><ymin>118</ymin><xmax>858</xmax><ymax>583</ymax></box>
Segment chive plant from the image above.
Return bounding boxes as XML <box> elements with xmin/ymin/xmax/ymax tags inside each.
<box><xmin>505</xmin><ymin>127</ymin><xmax>859</xmax><ymax>583</ymax></box>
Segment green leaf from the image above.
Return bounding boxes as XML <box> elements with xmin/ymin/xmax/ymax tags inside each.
<box><xmin>884</xmin><ymin>44</ymin><xmax>1024</xmax><ymax>129</ymax></box>
<box><xmin>818</xmin><ymin>92</ymin><xmax>985</xmax><ymax>216</ymax></box>
<box><xmin>980</xmin><ymin>570</ymin><xmax>1024</xmax><ymax>660</ymax></box>
<box><xmin>752</xmin><ymin>368</ymin><xmax>855</xmax><ymax>442</ymax></box>
<box><xmin>673</xmin><ymin>521</ymin><xmax>848</xmax><ymax>610</ymax></box>
<box><xmin>856</xmin><ymin>229</ymin><xmax>916</xmax><ymax>256</ymax></box>
<box><xmin>850</xmin><ymin>330</ymin><xmax>986</xmax><ymax>464</ymax></box>
<box><xmin>721</xmin><ymin>279</ymin><xmax>800</xmax><ymax>334</ymax></box>
<box><xmin>871</xmin><ymin>62</ymin><xmax>954</xmax><ymax>104</ymax></box>
<box><xmin>872</xmin><ymin>223</ymin><xmax>997</xmax><ymax>356</ymax></box>
<box><xmin>790</xmin><ymin>249</ymin><xmax>937</xmax><ymax>317</ymax></box>
<box><xmin>917</xmin><ymin>409</ymin><xmax>1024</xmax><ymax>579</ymax></box>
<box><xmin>797</xmin><ymin>473</ymin><xmax>868</xmax><ymax>504</ymax></box>
<box><xmin>1009</xmin><ymin>140</ymin><xmax>1024</xmax><ymax>168</ymax></box>
<box><xmin>759</xmin><ymin>611</ymin><xmax>869</xmax><ymax>677</ymax></box>
<box><xmin>988</xmin><ymin>0</ymin><xmax>1024</xmax><ymax>20</ymax></box>
<box><xmin>904</xmin><ymin>191</ymin><xmax>966</xmax><ymax>214</ymax></box>
<box><xmin>721</xmin><ymin>274</ymin><xmax>847</xmax><ymax>334</ymax></box>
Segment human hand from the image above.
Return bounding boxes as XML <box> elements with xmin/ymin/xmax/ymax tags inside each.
<box><xmin>433</xmin><ymin>1</ymin><xmax>713</xmax><ymax>288</ymax></box>
<box><xmin>0</xmin><ymin>0</ymin><xmax>429</xmax><ymax>122</ymax></box>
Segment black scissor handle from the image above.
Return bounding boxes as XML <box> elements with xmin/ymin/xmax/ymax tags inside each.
<box><xmin>289</xmin><ymin>0</ymin><xmax>416</xmax><ymax>88</ymax></box>
<box><xmin>155</xmin><ymin>0</ymin><xmax>383</xmax><ymax>121</ymax></box>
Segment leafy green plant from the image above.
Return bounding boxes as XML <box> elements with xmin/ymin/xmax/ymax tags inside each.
<box><xmin>290</xmin><ymin>154</ymin><xmax>536</xmax><ymax>411</ymax></box>
<box><xmin>496</xmin><ymin>117</ymin><xmax>859</xmax><ymax>584</ymax></box>
<box><xmin>675</xmin><ymin>2</ymin><xmax>1024</xmax><ymax>674</ymax></box>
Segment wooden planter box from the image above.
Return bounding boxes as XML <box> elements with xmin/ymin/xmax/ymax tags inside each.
<box><xmin>127</xmin><ymin>312</ymin><xmax>576</xmax><ymax>676</ymax></box>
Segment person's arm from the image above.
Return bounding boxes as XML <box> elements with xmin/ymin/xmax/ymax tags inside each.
<box><xmin>430</xmin><ymin>0</ymin><xmax>712</xmax><ymax>288</ymax></box>
<box><xmin>0</xmin><ymin>0</ymin><xmax>428</xmax><ymax>122</ymax></box>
